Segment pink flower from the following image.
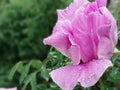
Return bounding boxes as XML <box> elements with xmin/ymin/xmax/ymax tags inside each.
<box><xmin>43</xmin><ymin>0</ymin><xmax>117</xmax><ymax>90</ymax></box>
<box><xmin>0</xmin><ymin>87</ymin><xmax>17</xmax><ymax>90</ymax></box>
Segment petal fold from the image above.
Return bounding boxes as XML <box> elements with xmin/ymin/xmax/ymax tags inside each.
<box><xmin>97</xmin><ymin>25</ymin><xmax>113</xmax><ymax>59</ymax></box>
<box><xmin>68</xmin><ymin>45</ymin><xmax>81</xmax><ymax>65</ymax></box>
<box><xmin>50</xmin><ymin>66</ymin><xmax>80</xmax><ymax>90</ymax></box>
<box><xmin>43</xmin><ymin>31</ymin><xmax>70</xmax><ymax>57</ymax></box>
<box><xmin>43</xmin><ymin>21</ymin><xmax>71</xmax><ymax>57</ymax></box>
<box><xmin>72</xmin><ymin>13</ymin><xmax>96</xmax><ymax>63</ymax></box>
<box><xmin>99</xmin><ymin>7</ymin><xmax>118</xmax><ymax>45</ymax></box>
<box><xmin>78</xmin><ymin>59</ymin><xmax>112</xmax><ymax>87</ymax></box>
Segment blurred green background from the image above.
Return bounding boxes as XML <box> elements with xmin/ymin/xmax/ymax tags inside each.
<box><xmin>0</xmin><ymin>0</ymin><xmax>120</xmax><ymax>90</ymax></box>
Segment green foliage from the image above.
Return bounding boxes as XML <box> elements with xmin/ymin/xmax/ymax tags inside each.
<box><xmin>107</xmin><ymin>67</ymin><xmax>120</xmax><ymax>84</ymax></box>
<box><xmin>88</xmin><ymin>0</ymin><xmax>94</xmax><ymax>2</ymax></box>
<box><xmin>0</xmin><ymin>62</ymin><xmax>16</xmax><ymax>87</ymax></box>
<box><xmin>9</xmin><ymin>60</ymin><xmax>41</xmax><ymax>90</ymax></box>
<box><xmin>9</xmin><ymin>48</ymin><xmax>68</xmax><ymax>90</ymax></box>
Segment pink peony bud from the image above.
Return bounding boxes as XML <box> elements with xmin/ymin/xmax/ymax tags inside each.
<box><xmin>43</xmin><ymin>0</ymin><xmax>117</xmax><ymax>90</ymax></box>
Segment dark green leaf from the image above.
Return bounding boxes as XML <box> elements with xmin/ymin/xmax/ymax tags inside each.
<box><xmin>30</xmin><ymin>60</ymin><xmax>42</xmax><ymax>69</ymax></box>
<box><xmin>19</xmin><ymin>62</ymin><xmax>31</xmax><ymax>84</ymax></box>
<box><xmin>8</xmin><ymin>61</ymin><xmax>23</xmax><ymax>80</ymax></box>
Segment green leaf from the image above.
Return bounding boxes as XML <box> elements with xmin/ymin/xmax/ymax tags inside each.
<box><xmin>113</xmin><ymin>48</ymin><xmax>120</xmax><ymax>58</ymax></box>
<box><xmin>99</xmin><ymin>78</ymin><xmax>106</xmax><ymax>90</ymax></box>
<box><xmin>84</xmin><ymin>87</ymin><xmax>92</xmax><ymax>90</ymax></box>
<box><xmin>49</xmin><ymin>82</ymin><xmax>58</xmax><ymax>88</ymax></box>
<box><xmin>19</xmin><ymin>62</ymin><xmax>31</xmax><ymax>84</ymax></box>
<box><xmin>37</xmin><ymin>83</ymin><xmax>47</xmax><ymax>90</ymax></box>
<box><xmin>30</xmin><ymin>72</ymin><xmax>37</xmax><ymax>90</ymax></box>
<box><xmin>40</xmin><ymin>65</ymin><xmax>50</xmax><ymax>81</ymax></box>
<box><xmin>107</xmin><ymin>67</ymin><xmax>120</xmax><ymax>84</ymax></box>
<box><xmin>8</xmin><ymin>61</ymin><xmax>23</xmax><ymax>80</ymax></box>
<box><xmin>21</xmin><ymin>72</ymin><xmax>37</xmax><ymax>90</ymax></box>
<box><xmin>30</xmin><ymin>60</ymin><xmax>42</xmax><ymax>69</ymax></box>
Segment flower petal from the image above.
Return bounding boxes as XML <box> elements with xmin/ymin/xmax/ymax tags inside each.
<box><xmin>75</xmin><ymin>33</ymin><xmax>96</xmax><ymax>63</ymax></box>
<box><xmin>43</xmin><ymin>31</ymin><xmax>70</xmax><ymax>57</ymax></box>
<box><xmin>57</xmin><ymin>0</ymin><xmax>89</xmax><ymax>20</ymax></box>
<box><xmin>72</xmin><ymin>13</ymin><xmax>96</xmax><ymax>63</ymax></box>
<box><xmin>50</xmin><ymin>65</ymin><xmax>80</xmax><ymax>90</ymax></box>
<box><xmin>96</xmin><ymin>0</ymin><xmax>107</xmax><ymax>7</ymax></box>
<box><xmin>87</xmin><ymin>11</ymin><xmax>110</xmax><ymax>46</ymax></box>
<box><xmin>99</xmin><ymin>7</ymin><xmax>118</xmax><ymax>45</ymax></box>
<box><xmin>78</xmin><ymin>59</ymin><xmax>113</xmax><ymax>87</ymax></box>
<box><xmin>43</xmin><ymin>21</ymin><xmax>72</xmax><ymax>57</ymax></box>
<box><xmin>68</xmin><ymin>45</ymin><xmax>81</xmax><ymax>65</ymax></box>
<box><xmin>50</xmin><ymin>59</ymin><xmax>112</xmax><ymax>89</ymax></box>
<box><xmin>97</xmin><ymin>25</ymin><xmax>113</xmax><ymax>59</ymax></box>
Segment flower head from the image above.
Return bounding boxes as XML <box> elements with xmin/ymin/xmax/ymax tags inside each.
<box><xmin>43</xmin><ymin>0</ymin><xmax>117</xmax><ymax>90</ymax></box>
